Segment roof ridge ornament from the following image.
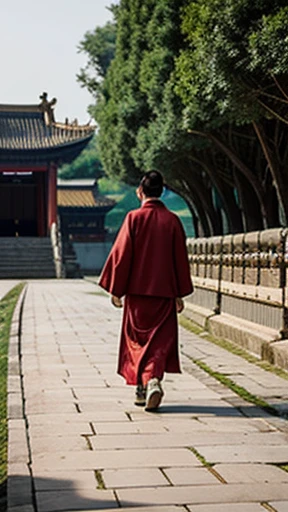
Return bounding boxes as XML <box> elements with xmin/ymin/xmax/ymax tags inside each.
<box><xmin>39</xmin><ymin>92</ymin><xmax>57</xmax><ymax>126</ymax></box>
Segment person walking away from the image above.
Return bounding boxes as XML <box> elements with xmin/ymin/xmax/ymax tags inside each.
<box><xmin>99</xmin><ymin>171</ymin><xmax>193</xmax><ymax>411</ymax></box>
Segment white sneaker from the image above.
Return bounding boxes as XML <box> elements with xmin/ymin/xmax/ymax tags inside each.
<box><xmin>145</xmin><ymin>378</ymin><xmax>164</xmax><ymax>411</ymax></box>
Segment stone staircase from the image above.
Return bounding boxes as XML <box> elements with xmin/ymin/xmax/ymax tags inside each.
<box><xmin>0</xmin><ymin>237</ymin><xmax>56</xmax><ymax>278</ymax></box>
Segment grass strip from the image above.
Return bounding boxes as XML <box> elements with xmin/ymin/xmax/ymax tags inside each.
<box><xmin>188</xmin><ymin>447</ymin><xmax>213</xmax><ymax>468</ymax></box>
<box><xmin>0</xmin><ymin>283</ymin><xmax>25</xmax><ymax>495</ymax></box>
<box><xmin>180</xmin><ymin>315</ymin><xmax>288</xmax><ymax>381</ymax></box>
<box><xmin>192</xmin><ymin>358</ymin><xmax>276</xmax><ymax>415</ymax></box>
<box><xmin>95</xmin><ymin>470</ymin><xmax>106</xmax><ymax>490</ymax></box>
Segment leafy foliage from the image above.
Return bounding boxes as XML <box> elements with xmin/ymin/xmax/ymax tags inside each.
<box><xmin>175</xmin><ymin>0</ymin><xmax>288</xmax><ymax>126</ymax></box>
<box><xmin>58</xmin><ymin>136</ymin><xmax>103</xmax><ymax>180</ymax></box>
<box><xmin>77</xmin><ymin>15</ymin><xmax>117</xmax><ymax>98</ymax></box>
<box><xmin>101</xmin><ymin>178</ymin><xmax>194</xmax><ymax>237</ymax></box>
<box><xmin>78</xmin><ymin>0</ymin><xmax>288</xmax><ymax>235</ymax></box>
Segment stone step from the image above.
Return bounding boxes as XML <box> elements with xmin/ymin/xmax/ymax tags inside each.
<box><xmin>0</xmin><ymin>237</ymin><xmax>56</xmax><ymax>278</ymax></box>
<box><xmin>0</xmin><ymin>242</ymin><xmax>53</xmax><ymax>248</ymax></box>
<box><xmin>0</xmin><ymin>265</ymin><xmax>55</xmax><ymax>272</ymax></box>
<box><xmin>0</xmin><ymin>254</ymin><xmax>54</xmax><ymax>260</ymax></box>
<box><xmin>0</xmin><ymin>272</ymin><xmax>56</xmax><ymax>278</ymax></box>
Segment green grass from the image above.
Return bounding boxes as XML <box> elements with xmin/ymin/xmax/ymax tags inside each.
<box><xmin>188</xmin><ymin>447</ymin><xmax>214</xmax><ymax>468</ymax></box>
<box><xmin>95</xmin><ymin>470</ymin><xmax>106</xmax><ymax>490</ymax></box>
<box><xmin>180</xmin><ymin>315</ymin><xmax>287</xmax><ymax>414</ymax></box>
<box><xmin>180</xmin><ymin>315</ymin><xmax>288</xmax><ymax>381</ymax></box>
<box><xmin>0</xmin><ymin>283</ymin><xmax>25</xmax><ymax>495</ymax></box>
<box><xmin>193</xmin><ymin>359</ymin><xmax>275</xmax><ymax>414</ymax></box>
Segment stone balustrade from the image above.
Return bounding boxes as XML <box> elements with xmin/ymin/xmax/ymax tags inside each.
<box><xmin>185</xmin><ymin>229</ymin><xmax>288</xmax><ymax>368</ymax></box>
<box><xmin>187</xmin><ymin>228</ymin><xmax>287</xmax><ymax>289</ymax></box>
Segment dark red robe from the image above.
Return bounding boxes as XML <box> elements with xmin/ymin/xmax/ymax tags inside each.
<box><xmin>99</xmin><ymin>199</ymin><xmax>193</xmax><ymax>385</ymax></box>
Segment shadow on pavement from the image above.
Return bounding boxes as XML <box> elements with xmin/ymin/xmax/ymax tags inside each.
<box><xmin>151</xmin><ymin>403</ymin><xmax>268</xmax><ymax>416</ymax></box>
<box><xmin>8</xmin><ymin>474</ymin><xmax>120</xmax><ymax>511</ymax></box>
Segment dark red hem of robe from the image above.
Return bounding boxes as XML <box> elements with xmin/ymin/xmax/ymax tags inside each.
<box><xmin>117</xmin><ymin>295</ymin><xmax>181</xmax><ymax>386</ymax></box>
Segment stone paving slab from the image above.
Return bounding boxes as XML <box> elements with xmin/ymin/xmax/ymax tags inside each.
<box><xmin>193</xmin><ymin>416</ymin><xmax>275</xmax><ymax>433</ymax></box>
<box><xmin>197</xmin><ymin>444</ymin><xmax>288</xmax><ymax>464</ymax></box>
<box><xmin>214</xmin><ymin>463</ymin><xmax>288</xmax><ymax>483</ymax></box>
<box><xmin>117</xmin><ymin>483</ymin><xmax>288</xmax><ymax>507</ymax></box>
<box><xmin>102</xmin><ymin>468</ymin><xmax>168</xmax><ymax>488</ymax></box>
<box><xmin>163</xmin><ymin>467</ymin><xmax>220</xmax><ymax>486</ymax></box>
<box><xmin>91</xmin><ymin>420</ymin><xmax>169</xmax><ymax>434</ymax></box>
<box><xmin>0</xmin><ymin>280</ymin><xmax>19</xmax><ymax>300</ymax></box>
<box><xmin>8</xmin><ymin>507</ymin><xmax>34</xmax><ymax>512</ymax></box>
<box><xmin>33</xmin><ymin>471</ymin><xmax>99</xmax><ymax>491</ymax></box>
<box><xmin>29</xmin><ymin>435</ymin><xmax>89</xmax><ymax>454</ymax></box>
<box><xmin>180</xmin><ymin>326</ymin><xmax>288</xmax><ymax>410</ymax></box>
<box><xmin>7</xmin><ymin>280</ymin><xmax>288</xmax><ymax>511</ymax></box>
<box><xmin>36</xmin><ymin>489</ymin><xmax>117</xmax><ymax>512</ymax></box>
<box><xmin>89</xmin><ymin>431</ymin><xmax>288</xmax><ymax>450</ymax></box>
<box><xmin>187</xmin><ymin>505</ymin><xmax>265</xmax><ymax>512</ymax></box>
<box><xmin>269</xmin><ymin>502</ymin><xmax>288</xmax><ymax>512</ymax></box>
<box><xmin>28</xmin><ymin>422</ymin><xmax>94</xmax><ymax>437</ymax></box>
<box><xmin>74</xmin><ymin>506</ymin><xmax>186</xmax><ymax>512</ymax></box>
<box><xmin>32</xmin><ymin>447</ymin><xmax>200</xmax><ymax>471</ymax></box>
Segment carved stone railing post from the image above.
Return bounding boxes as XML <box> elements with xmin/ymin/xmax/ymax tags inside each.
<box><xmin>259</xmin><ymin>228</ymin><xmax>283</xmax><ymax>287</ymax></box>
<box><xmin>214</xmin><ymin>236</ymin><xmax>223</xmax><ymax>315</ymax></box>
<box><xmin>280</xmin><ymin>229</ymin><xmax>288</xmax><ymax>339</ymax></box>
<box><xmin>232</xmin><ymin>233</ymin><xmax>245</xmax><ymax>284</ymax></box>
<box><xmin>243</xmin><ymin>231</ymin><xmax>260</xmax><ymax>286</ymax></box>
<box><xmin>222</xmin><ymin>234</ymin><xmax>233</xmax><ymax>282</ymax></box>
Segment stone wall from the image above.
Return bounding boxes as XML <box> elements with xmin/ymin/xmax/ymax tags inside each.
<box><xmin>73</xmin><ymin>241</ymin><xmax>113</xmax><ymax>275</ymax></box>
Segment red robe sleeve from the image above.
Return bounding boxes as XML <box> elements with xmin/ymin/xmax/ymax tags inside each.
<box><xmin>173</xmin><ymin>218</ymin><xmax>194</xmax><ymax>298</ymax></box>
<box><xmin>98</xmin><ymin>213</ymin><xmax>133</xmax><ymax>298</ymax></box>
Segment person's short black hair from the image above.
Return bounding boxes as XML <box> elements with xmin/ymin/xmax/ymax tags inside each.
<box><xmin>140</xmin><ymin>170</ymin><xmax>163</xmax><ymax>198</ymax></box>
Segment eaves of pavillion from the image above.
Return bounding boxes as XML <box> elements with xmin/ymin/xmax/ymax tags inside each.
<box><xmin>0</xmin><ymin>97</ymin><xmax>95</xmax><ymax>167</ymax></box>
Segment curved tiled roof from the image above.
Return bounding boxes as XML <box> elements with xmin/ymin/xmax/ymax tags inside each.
<box><xmin>57</xmin><ymin>189</ymin><xmax>115</xmax><ymax>208</ymax></box>
<box><xmin>0</xmin><ymin>106</ymin><xmax>94</xmax><ymax>151</ymax></box>
<box><xmin>0</xmin><ymin>99</ymin><xmax>95</xmax><ymax>164</ymax></box>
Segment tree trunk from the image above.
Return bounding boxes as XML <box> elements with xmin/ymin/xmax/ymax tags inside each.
<box><xmin>192</xmin><ymin>154</ymin><xmax>243</xmax><ymax>234</ymax></box>
<box><xmin>188</xmin><ymin>130</ymin><xmax>270</xmax><ymax>229</ymax></box>
<box><xmin>177</xmin><ymin>178</ymin><xmax>212</xmax><ymax>236</ymax></box>
<box><xmin>234</xmin><ymin>173</ymin><xmax>264</xmax><ymax>231</ymax></box>
<box><xmin>176</xmin><ymin>159</ymin><xmax>222</xmax><ymax>235</ymax></box>
<box><xmin>253</xmin><ymin>120</ymin><xmax>288</xmax><ymax>225</ymax></box>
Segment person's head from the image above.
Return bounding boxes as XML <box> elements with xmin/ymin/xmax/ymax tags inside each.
<box><xmin>137</xmin><ymin>170</ymin><xmax>163</xmax><ymax>201</ymax></box>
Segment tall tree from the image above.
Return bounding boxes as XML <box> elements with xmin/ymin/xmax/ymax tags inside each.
<box><xmin>81</xmin><ymin>0</ymin><xmax>288</xmax><ymax>235</ymax></box>
<box><xmin>60</xmin><ymin>17</ymin><xmax>117</xmax><ymax>181</ymax></box>
<box><xmin>175</xmin><ymin>0</ymin><xmax>288</xmax><ymax>226</ymax></box>
<box><xmin>77</xmin><ymin>14</ymin><xmax>117</xmax><ymax>98</ymax></box>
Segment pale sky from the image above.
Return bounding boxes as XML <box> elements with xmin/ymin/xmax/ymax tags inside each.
<box><xmin>0</xmin><ymin>0</ymin><xmax>118</xmax><ymax>124</ymax></box>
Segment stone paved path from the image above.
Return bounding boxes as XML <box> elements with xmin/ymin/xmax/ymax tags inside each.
<box><xmin>0</xmin><ymin>280</ymin><xmax>19</xmax><ymax>300</ymax></box>
<box><xmin>7</xmin><ymin>280</ymin><xmax>288</xmax><ymax>512</ymax></box>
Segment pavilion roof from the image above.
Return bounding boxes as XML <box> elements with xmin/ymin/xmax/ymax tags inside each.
<box><xmin>57</xmin><ymin>189</ymin><xmax>114</xmax><ymax>209</ymax></box>
<box><xmin>57</xmin><ymin>179</ymin><xmax>115</xmax><ymax>211</ymax></box>
<box><xmin>0</xmin><ymin>95</ymin><xmax>95</xmax><ymax>165</ymax></box>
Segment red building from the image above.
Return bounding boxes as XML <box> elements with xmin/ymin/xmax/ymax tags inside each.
<box><xmin>0</xmin><ymin>93</ymin><xmax>96</xmax><ymax>278</ymax></box>
<box><xmin>0</xmin><ymin>93</ymin><xmax>94</xmax><ymax>238</ymax></box>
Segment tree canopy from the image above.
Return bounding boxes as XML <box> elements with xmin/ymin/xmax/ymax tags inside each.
<box><xmin>78</xmin><ymin>0</ymin><xmax>288</xmax><ymax>236</ymax></box>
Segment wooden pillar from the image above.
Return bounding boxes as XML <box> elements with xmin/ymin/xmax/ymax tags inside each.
<box><xmin>36</xmin><ymin>172</ymin><xmax>46</xmax><ymax>236</ymax></box>
<box><xmin>48</xmin><ymin>163</ymin><xmax>58</xmax><ymax>230</ymax></box>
